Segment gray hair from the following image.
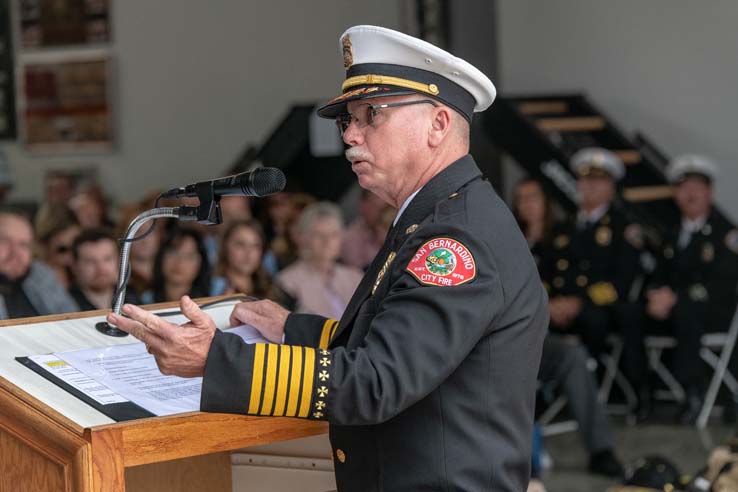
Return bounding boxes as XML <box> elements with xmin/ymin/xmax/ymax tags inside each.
<box><xmin>296</xmin><ymin>201</ymin><xmax>344</xmax><ymax>235</ymax></box>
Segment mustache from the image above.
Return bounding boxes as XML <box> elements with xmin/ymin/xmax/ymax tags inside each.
<box><xmin>345</xmin><ymin>147</ymin><xmax>371</xmax><ymax>163</ymax></box>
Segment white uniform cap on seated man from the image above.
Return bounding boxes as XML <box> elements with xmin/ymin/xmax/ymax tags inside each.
<box><xmin>666</xmin><ymin>154</ymin><xmax>718</xmax><ymax>184</ymax></box>
<box><xmin>317</xmin><ymin>25</ymin><xmax>496</xmax><ymax>122</ymax></box>
<box><xmin>570</xmin><ymin>147</ymin><xmax>625</xmax><ymax>182</ymax></box>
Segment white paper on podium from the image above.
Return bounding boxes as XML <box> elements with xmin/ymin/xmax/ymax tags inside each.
<box><xmin>51</xmin><ymin>325</ymin><xmax>269</xmax><ymax>417</ymax></box>
<box><xmin>27</xmin><ymin>354</ymin><xmax>128</xmax><ymax>405</ymax></box>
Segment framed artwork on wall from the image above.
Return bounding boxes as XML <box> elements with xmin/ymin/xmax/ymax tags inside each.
<box><xmin>18</xmin><ymin>0</ymin><xmax>110</xmax><ymax>49</ymax></box>
<box><xmin>0</xmin><ymin>0</ymin><xmax>17</xmax><ymax>139</ymax></box>
<box><xmin>18</xmin><ymin>52</ymin><xmax>113</xmax><ymax>153</ymax></box>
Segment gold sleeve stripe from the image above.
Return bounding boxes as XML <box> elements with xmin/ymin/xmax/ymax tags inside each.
<box><xmin>318</xmin><ymin>319</ymin><xmax>337</xmax><ymax>350</ymax></box>
<box><xmin>259</xmin><ymin>344</ymin><xmax>279</xmax><ymax>415</ymax></box>
<box><xmin>272</xmin><ymin>345</ymin><xmax>292</xmax><ymax>416</ymax></box>
<box><xmin>285</xmin><ymin>345</ymin><xmax>303</xmax><ymax>417</ymax></box>
<box><xmin>328</xmin><ymin>320</ymin><xmax>339</xmax><ymax>341</ymax></box>
<box><xmin>247</xmin><ymin>343</ymin><xmax>266</xmax><ymax>414</ymax></box>
<box><xmin>298</xmin><ymin>348</ymin><xmax>316</xmax><ymax>418</ymax></box>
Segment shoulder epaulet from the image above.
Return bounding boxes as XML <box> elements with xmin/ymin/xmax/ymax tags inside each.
<box><xmin>435</xmin><ymin>190</ymin><xmax>467</xmax><ymax>220</ymax></box>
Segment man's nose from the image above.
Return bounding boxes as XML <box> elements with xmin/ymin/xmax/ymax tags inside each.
<box><xmin>342</xmin><ymin>120</ymin><xmax>364</xmax><ymax>146</ymax></box>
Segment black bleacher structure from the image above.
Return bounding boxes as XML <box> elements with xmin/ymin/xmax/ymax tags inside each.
<box><xmin>246</xmin><ymin>95</ymin><xmax>733</xmax><ymax>244</ymax></box>
<box><xmin>483</xmin><ymin>93</ymin><xmax>735</xmax><ymax>243</ymax></box>
<box><xmin>251</xmin><ymin>104</ymin><xmax>355</xmax><ymax>203</ymax></box>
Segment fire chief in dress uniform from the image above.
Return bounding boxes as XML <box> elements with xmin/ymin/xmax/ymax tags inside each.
<box><xmin>109</xmin><ymin>25</ymin><xmax>548</xmax><ymax>491</ymax></box>
<box><xmin>544</xmin><ymin>148</ymin><xmax>644</xmax><ymax>365</ymax></box>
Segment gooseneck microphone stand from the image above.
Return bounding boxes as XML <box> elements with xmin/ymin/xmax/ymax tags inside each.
<box><xmin>95</xmin><ymin>166</ymin><xmax>286</xmax><ymax>337</ymax></box>
<box><xmin>95</xmin><ymin>201</ymin><xmax>222</xmax><ymax>337</ymax></box>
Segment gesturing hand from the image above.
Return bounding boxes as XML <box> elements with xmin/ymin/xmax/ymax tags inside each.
<box><xmin>106</xmin><ymin>295</ymin><xmax>216</xmax><ymax>378</ymax></box>
<box><xmin>229</xmin><ymin>299</ymin><xmax>290</xmax><ymax>344</ymax></box>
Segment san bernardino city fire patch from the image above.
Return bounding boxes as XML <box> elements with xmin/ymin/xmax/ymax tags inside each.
<box><xmin>406</xmin><ymin>237</ymin><xmax>477</xmax><ymax>286</ymax></box>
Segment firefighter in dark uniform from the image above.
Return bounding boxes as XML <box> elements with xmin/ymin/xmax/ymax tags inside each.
<box><xmin>108</xmin><ymin>25</ymin><xmax>548</xmax><ymax>491</ymax></box>
<box><xmin>545</xmin><ymin>148</ymin><xmax>644</xmax><ymax>380</ymax></box>
<box><xmin>644</xmin><ymin>154</ymin><xmax>738</xmax><ymax>424</ymax></box>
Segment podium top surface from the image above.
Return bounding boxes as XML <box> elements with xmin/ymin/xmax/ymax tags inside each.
<box><xmin>0</xmin><ymin>298</ymin><xmax>240</xmax><ymax>430</ymax></box>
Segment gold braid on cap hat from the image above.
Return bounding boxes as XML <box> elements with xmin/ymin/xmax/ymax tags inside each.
<box><xmin>342</xmin><ymin>74</ymin><xmax>440</xmax><ymax>96</ymax></box>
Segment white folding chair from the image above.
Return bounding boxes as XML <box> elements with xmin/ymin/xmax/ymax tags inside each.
<box><xmin>643</xmin><ymin>336</ymin><xmax>685</xmax><ymax>403</ymax></box>
<box><xmin>643</xmin><ymin>305</ymin><xmax>738</xmax><ymax>428</ymax></box>
<box><xmin>598</xmin><ymin>334</ymin><xmax>638</xmax><ymax>416</ymax></box>
<box><xmin>696</xmin><ymin>310</ymin><xmax>738</xmax><ymax>428</ymax></box>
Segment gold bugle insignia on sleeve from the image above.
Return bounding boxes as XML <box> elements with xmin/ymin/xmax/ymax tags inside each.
<box><xmin>587</xmin><ymin>282</ymin><xmax>618</xmax><ymax>305</ymax></box>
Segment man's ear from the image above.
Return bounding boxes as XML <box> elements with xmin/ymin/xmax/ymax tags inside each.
<box><xmin>428</xmin><ymin>106</ymin><xmax>452</xmax><ymax>147</ymax></box>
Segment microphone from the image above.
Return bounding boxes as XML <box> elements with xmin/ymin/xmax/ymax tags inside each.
<box><xmin>161</xmin><ymin>167</ymin><xmax>286</xmax><ymax>199</ymax></box>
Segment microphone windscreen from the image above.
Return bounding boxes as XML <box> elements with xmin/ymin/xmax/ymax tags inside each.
<box><xmin>248</xmin><ymin>167</ymin><xmax>286</xmax><ymax>196</ymax></box>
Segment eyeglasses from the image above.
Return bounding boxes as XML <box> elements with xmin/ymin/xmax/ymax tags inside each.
<box><xmin>335</xmin><ymin>99</ymin><xmax>438</xmax><ymax>136</ymax></box>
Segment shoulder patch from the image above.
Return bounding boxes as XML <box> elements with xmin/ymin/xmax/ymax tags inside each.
<box><xmin>406</xmin><ymin>237</ymin><xmax>476</xmax><ymax>286</ymax></box>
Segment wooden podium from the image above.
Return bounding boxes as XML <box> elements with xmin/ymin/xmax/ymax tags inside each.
<box><xmin>0</xmin><ymin>299</ymin><xmax>328</xmax><ymax>492</ymax></box>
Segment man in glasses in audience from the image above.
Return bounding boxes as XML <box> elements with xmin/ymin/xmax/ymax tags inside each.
<box><xmin>109</xmin><ymin>25</ymin><xmax>548</xmax><ymax>491</ymax></box>
<box><xmin>0</xmin><ymin>209</ymin><xmax>79</xmax><ymax>319</ymax></box>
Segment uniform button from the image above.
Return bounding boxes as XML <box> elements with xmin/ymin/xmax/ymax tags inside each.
<box><xmin>336</xmin><ymin>449</ymin><xmax>346</xmax><ymax>463</ymax></box>
<box><xmin>553</xmin><ymin>277</ymin><xmax>564</xmax><ymax>288</ymax></box>
<box><xmin>556</xmin><ymin>259</ymin><xmax>569</xmax><ymax>271</ymax></box>
<box><xmin>576</xmin><ymin>275</ymin><xmax>588</xmax><ymax>287</ymax></box>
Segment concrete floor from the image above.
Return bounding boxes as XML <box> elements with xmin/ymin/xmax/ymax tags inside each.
<box><xmin>540</xmin><ymin>419</ymin><xmax>734</xmax><ymax>492</ymax></box>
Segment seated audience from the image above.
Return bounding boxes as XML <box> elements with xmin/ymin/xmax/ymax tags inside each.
<box><xmin>69</xmin><ymin>228</ymin><xmax>134</xmax><ymax>311</ymax></box>
<box><xmin>33</xmin><ymin>170</ymin><xmax>77</xmax><ymax>233</ymax></box>
<box><xmin>69</xmin><ymin>186</ymin><xmax>114</xmax><ymax>229</ymax></box>
<box><xmin>341</xmin><ymin>189</ymin><xmax>393</xmax><ymax>270</ymax></box>
<box><xmin>263</xmin><ymin>191</ymin><xmax>316</xmax><ymax>271</ymax></box>
<box><xmin>115</xmin><ymin>199</ymin><xmax>163</xmax><ymax>298</ymax></box>
<box><xmin>214</xmin><ymin>219</ymin><xmax>294</xmax><ymax>308</ymax></box>
<box><xmin>513</xmin><ymin>178</ymin><xmax>624</xmax><ymax>478</ymax></box>
<box><xmin>276</xmin><ymin>202</ymin><xmax>363</xmax><ymax>318</ymax></box>
<box><xmin>643</xmin><ymin>155</ymin><xmax>738</xmax><ymax>424</ymax></box>
<box><xmin>0</xmin><ymin>151</ymin><xmax>14</xmax><ymax>203</ymax></box>
<box><xmin>0</xmin><ymin>209</ymin><xmax>79</xmax><ymax>319</ymax></box>
<box><xmin>219</xmin><ymin>196</ymin><xmax>253</xmax><ymax>225</ymax></box>
<box><xmin>36</xmin><ymin>209</ymin><xmax>80</xmax><ymax>289</ymax></box>
<box><xmin>142</xmin><ymin>226</ymin><xmax>213</xmax><ymax>304</ymax></box>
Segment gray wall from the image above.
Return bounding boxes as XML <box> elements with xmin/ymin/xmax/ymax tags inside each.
<box><xmin>497</xmin><ymin>0</ymin><xmax>738</xmax><ymax>218</ymax></box>
<box><xmin>1</xmin><ymin>1</ymin><xmax>401</xmax><ymax>203</ymax></box>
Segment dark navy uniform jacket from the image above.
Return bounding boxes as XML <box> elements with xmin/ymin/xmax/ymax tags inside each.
<box><xmin>201</xmin><ymin>155</ymin><xmax>548</xmax><ymax>491</ymax></box>
<box><xmin>649</xmin><ymin>210</ymin><xmax>738</xmax><ymax>331</ymax></box>
<box><xmin>545</xmin><ymin>207</ymin><xmax>642</xmax><ymax>307</ymax></box>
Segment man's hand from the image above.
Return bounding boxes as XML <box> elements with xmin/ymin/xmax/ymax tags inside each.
<box><xmin>558</xmin><ymin>296</ymin><xmax>583</xmax><ymax>325</ymax></box>
<box><xmin>646</xmin><ymin>287</ymin><xmax>677</xmax><ymax>321</ymax></box>
<box><xmin>549</xmin><ymin>296</ymin><xmax>583</xmax><ymax>327</ymax></box>
<box><xmin>229</xmin><ymin>299</ymin><xmax>290</xmax><ymax>343</ymax></box>
<box><xmin>106</xmin><ymin>295</ymin><xmax>216</xmax><ymax>378</ymax></box>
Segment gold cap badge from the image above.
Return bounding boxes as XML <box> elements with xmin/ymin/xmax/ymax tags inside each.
<box><xmin>342</xmin><ymin>35</ymin><xmax>353</xmax><ymax>70</ymax></box>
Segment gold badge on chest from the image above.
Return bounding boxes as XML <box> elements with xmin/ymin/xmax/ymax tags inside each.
<box><xmin>595</xmin><ymin>226</ymin><xmax>612</xmax><ymax>246</ymax></box>
<box><xmin>372</xmin><ymin>252</ymin><xmax>396</xmax><ymax>295</ymax></box>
